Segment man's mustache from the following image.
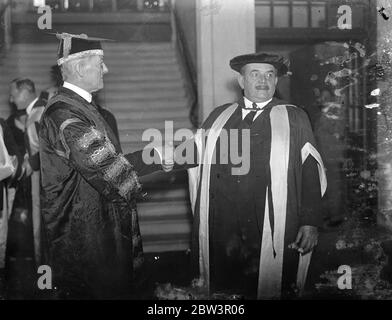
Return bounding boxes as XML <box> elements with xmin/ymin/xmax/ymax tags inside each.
<box><xmin>255</xmin><ymin>84</ymin><xmax>269</xmax><ymax>90</ymax></box>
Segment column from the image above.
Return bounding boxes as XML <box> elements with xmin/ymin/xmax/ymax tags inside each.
<box><xmin>196</xmin><ymin>0</ymin><xmax>255</xmax><ymax>122</ymax></box>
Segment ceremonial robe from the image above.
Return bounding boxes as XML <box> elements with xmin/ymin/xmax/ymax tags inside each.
<box><xmin>188</xmin><ymin>98</ymin><xmax>327</xmax><ymax>299</ymax></box>
<box><xmin>39</xmin><ymin>87</ymin><xmax>160</xmax><ymax>299</ymax></box>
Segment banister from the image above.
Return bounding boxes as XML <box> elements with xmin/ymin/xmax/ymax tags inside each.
<box><xmin>170</xmin><ymin>0</ymin><xmax>199</xmax><ymax>128</ymax></box>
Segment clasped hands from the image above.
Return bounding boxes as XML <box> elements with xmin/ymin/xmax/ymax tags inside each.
<box><xmin>9</xmin><ymin>153</ymin><xmax>32</xmax><ymax>181</ymax></box>
<box><xmin>22</xmin><ymin>154</ymin><xmax>33</xmax><ymax>177</ymax></box>
<box><xmin>155</xmin><ymin>140</ymin><xmax>175</xmax><ymax>172</ymax></box>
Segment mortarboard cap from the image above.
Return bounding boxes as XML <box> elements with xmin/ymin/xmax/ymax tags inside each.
<box><xmin>53</xmin><ymin>32</ymin><xmax>112</xmax><ymax>66</ymax></box>
<box><xmin>230</xmin><ymin>52</ymin><xmax>289</xmax><ymax>76</ymax></box>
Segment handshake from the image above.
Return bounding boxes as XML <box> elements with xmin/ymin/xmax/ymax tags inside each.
<box><xmin>154</xmin><ymin>140</ymin><xmax>175</xmax><ymax>173</ymax></box>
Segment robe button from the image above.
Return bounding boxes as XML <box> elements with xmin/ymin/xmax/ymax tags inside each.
<box><xmin>216</xmin><ymin>174</ymin><xmax>220</xmax><ymax>179</ymax></box>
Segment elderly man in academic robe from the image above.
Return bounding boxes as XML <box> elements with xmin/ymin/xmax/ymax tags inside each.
<box><xmin>178</xmin><ymin>53</ymin><xmax>327</xmax><ymax>299</ymax></box>
<box><xmin>39</xmin><ymin>33</ymin><xmax>172</xmax><ymax>299</ymax></box>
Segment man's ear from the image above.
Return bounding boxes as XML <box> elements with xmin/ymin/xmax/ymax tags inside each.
<box><xmin>237</xmin><ymin>73</ymin><xmax>245</xmax><ymax>90</ymax></box>
<box><xmin>74</xmin><ymin>61</ymin><xmax>84</xmax><ymax>78</ymax></box>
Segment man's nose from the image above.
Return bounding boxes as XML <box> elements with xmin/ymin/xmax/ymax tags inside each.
<box><xmin>102</xmin><ymin>63</ymin><xmax>108</xmax><ymax>74</ymax></box>
<box><xmin>259</xmin><ymin>74</ymin><xmax>267</xmax><ymax>83</ymax></box>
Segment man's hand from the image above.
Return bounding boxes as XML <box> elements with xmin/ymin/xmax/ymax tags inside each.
<box><xmin>157</xmin><ymin>140</ymin><xmax>174</xmax><ymax>172</ymax></box>
<box><xmin>288</xmin><ymin>225</ymin><xmax>318</xmax><ymax>255</ymax></box>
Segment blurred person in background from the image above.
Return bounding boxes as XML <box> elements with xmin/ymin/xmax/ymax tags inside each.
<box><xmin>9</xmin><ymin>78</ymin><xmax>46</xmax><ymax>266</ymax></box>
<box><xmin>0</xmin><ymin>116</ymin><xmax>23</xmax><ymax>293</ymax></box>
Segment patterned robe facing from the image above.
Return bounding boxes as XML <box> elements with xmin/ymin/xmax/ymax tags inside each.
<box><xmin>39</xmin><ymin>87</ymin><xmax>158</xmax><ymax>299</ymax></box>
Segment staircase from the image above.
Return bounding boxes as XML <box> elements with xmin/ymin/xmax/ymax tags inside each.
<box><xmin>0</xmin><ymin>42</ymin><xmax>194</xmax><ymax>253</ymax></box>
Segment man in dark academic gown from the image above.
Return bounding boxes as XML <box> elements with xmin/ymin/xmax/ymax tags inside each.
<box><xmin>39</xmin><ymin>33</ymin><xmax>171</xmax><ymax>299</ymax></box>
<box><xmin>179</xmin><ymin>53</ymin><xmax>327</xmax><ymax>299</ymax></box>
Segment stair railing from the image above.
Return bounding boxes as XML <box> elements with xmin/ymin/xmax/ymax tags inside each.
<box><xmin>0</xmin><ymin>0</ymin><xmax>11</xmax><ymax>56</ymax></box>
<box><xmin>170</xmin><ymin>0</ymin><xmax>199</xmax><ymax>128</ymax></box>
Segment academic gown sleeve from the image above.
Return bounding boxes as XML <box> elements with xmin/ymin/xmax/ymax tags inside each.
<box><xmin>44</xmin><ymin>105</ymin><xmax>160</xmax><ymax>204</ymax></box>
<box><xmin>124</xmin><ymin>149</ymin><xmax>162</xmax><ymax>176</ymax></box>
<box><xmin>295</xmin><ymin>107</ymin><xmax>326</xmax><ymax>228</ymax></box>
<box><xmin>300</xmin><ymin>156</ymin><xmax>323</xmax><ymax>227</ymax></box>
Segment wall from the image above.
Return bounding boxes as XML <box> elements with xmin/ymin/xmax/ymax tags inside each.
<box><xmin>0</xmin><ymin>0</ymin><xmax>11</xmax><ymax>54</ymax></box>
<box><xmin>196</xmin><ymin>0</ymin><xmax>255</xmax><ymax>122</ymax></box>
<box><xmin>174</xmin><ymin>0</ymin><xmax>197</xmax><ymax>74</ymax></box>
<box><xmin>11</xmin><ymin>11</ymin><xmax>171</xmax><ymax>43</ymax></box>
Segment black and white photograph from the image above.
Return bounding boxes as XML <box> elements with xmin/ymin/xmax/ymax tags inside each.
<box><xmin>0</xmin><ymin>0</ymin><xmax>391</xmax><ymax>306</ymax></box>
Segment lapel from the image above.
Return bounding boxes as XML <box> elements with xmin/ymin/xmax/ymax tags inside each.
<box><xmin>224</xmin><ymin>102</ymin><xmax>243</xmax><ymax>129</ymax></box>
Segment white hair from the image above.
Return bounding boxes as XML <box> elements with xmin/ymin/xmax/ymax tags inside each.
<box><xmin>60</xmin><ymin>58</ymin><xmax>80</xmax><ymax>82</ymax></box>
<box><xmin>60</xmin><ymin>55</ymin><xmax>98</xmax><ymax>81</ymax></box>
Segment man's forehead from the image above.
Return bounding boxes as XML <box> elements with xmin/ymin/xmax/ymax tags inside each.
<box><xmin>243</xmin><ymin>63</ymin><xmax>276</xmax><ymax>72</ymax></box>
<box><xmin>93</xmin><ymin>54</ymin><xmax>104</xmax><ymax>63</ymax></box>
<box><xmin>68</xmin><ymin>52</ymin><xmax>103</xmax><ymax>64</ymax></box>
<box><xmin>87</xmin><ymin>53</ymin><xmax>102</xmax><ymax>60</ymax></box>
<box><xmin>79</xmin><ymin>54</ymin><xmax>103</xmax><ymax>65</ymax></box>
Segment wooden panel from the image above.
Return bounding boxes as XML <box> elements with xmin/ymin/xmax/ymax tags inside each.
<box><xmin>255</xmin><ymin>0</ymin><xmax>370</xmax><ymax>30</ymax></box>
<box><xmin>256</xmin><ymin>28</ymin><xmax>367</xmax><ymax>44</ymax></box>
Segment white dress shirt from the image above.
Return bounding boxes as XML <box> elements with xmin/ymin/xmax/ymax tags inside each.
<box><xmin>26</xmin><ymin>97</ymin><xmax>38</xmax><ymax>116</ymax></box>
<box><xmin>242</xmin><ymin>96</ymin><xmax>272</xmax><ymax>121</ymax></box>
<box><xmin>63</xmin><ymin>81</ymin><xmax>92</xmax><ymax>103</ymax></box>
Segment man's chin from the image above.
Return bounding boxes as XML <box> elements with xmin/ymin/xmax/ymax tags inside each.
<box><xmin>91</xmin><ymin>86</ymin><xmax>104</xmax><ymax>93</ymax></box>
<box><xmin>254</xmin><ymin>95</ymin><xmax>272</xmax><ymax>102</ymax></box>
